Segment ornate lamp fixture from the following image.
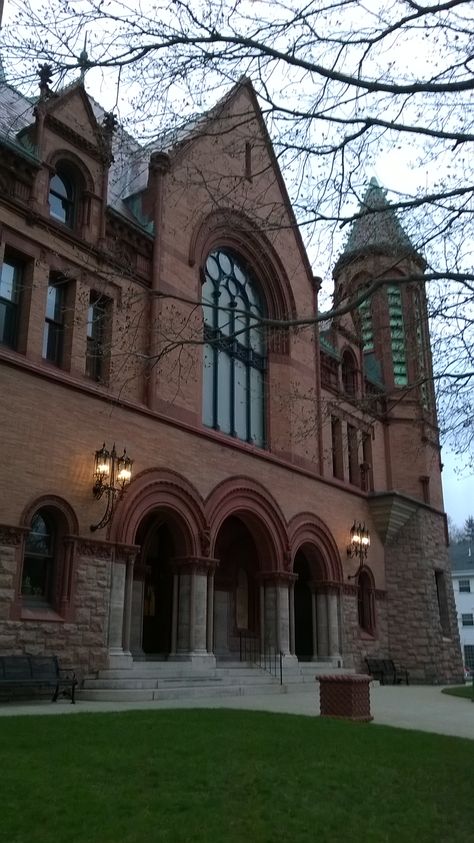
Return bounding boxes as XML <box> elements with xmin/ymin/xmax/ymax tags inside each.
<box><xmin>347</xmin><ymin>521</ymin><xmax>370</xmax><ymax>579</ymax></box>
<box><xmin>90</xmin><ymin>443</ymin><xmax>133</xmax><ymax>532</ymax></box>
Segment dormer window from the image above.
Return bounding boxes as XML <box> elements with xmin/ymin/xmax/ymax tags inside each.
<box><xmin>49</xmin><ymin>163</ymin><xmax>82</xmax><ymax>228</ymax></box>
<box><xmin>49</xmin><ymin>171</ymin><xmax>75</xmax><ymax>225</ymax></box>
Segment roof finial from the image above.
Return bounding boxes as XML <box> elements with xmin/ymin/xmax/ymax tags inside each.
<box><xmin>79</xmin><ymin>33</ymin><xmax>90</xmax><ymax>81</ymax></box>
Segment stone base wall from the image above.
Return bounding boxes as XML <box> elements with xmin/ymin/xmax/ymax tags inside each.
<box><xmin>0</xmin><ymin>538</ymin><xmax>111</xmax><ymax>681</ymax></box>
<box><xmin>385</xmin><ymin>509</ymin><xmax>463</xmax><ymax>683</ymax></box>
<box><xmin>341</xmin><ymin>588</ymin><xmax>389</xmax><ymax>672</ymax></box>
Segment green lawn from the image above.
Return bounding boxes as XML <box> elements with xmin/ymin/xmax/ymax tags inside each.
<box><xmin>442</xmin><ymin>684</ymin><xmax>474</xmax><ymax>700</ymax></box>
<box><xmin>2</xmin><ymin>709</ymin><xmax>474</xmax><ymax>843</ymax></box>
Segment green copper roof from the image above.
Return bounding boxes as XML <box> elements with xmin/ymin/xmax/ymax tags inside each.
<box><xmin>333</xmin><ymin>178</ymin><xmax>422</xmax><ymax>275</ymax></box>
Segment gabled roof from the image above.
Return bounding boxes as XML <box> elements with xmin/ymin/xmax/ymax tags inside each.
<box><xmin>450</xmin><ymin>541</ymin><xmax>474</xmax><ymax>572</ymax></box>
<box><xmin>333</xmin><ymin>178</ymin><xmax>423</xmax><ymax>275</ymax></box>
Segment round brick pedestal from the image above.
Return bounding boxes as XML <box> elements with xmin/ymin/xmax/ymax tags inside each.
<box><xmin>318</xmin><ymin>674</ymin><xmax>373</xmax><ymax>722</ymax></box>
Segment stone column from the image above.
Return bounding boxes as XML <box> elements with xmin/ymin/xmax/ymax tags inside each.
<box><xmin>259</xmin><ymin>572</ymin><xmax>299</xmax><ymax>672</ymax></box>
<box><xmin>311</xmin><ymin>587</ymin><xmax>319</xmax><ymax>660</ymax></box>
<box><xmin>327</xmin><ymin>588</ymin><xmax>341</xmax><ymax>661</ymax></box>
<box><xmin>122</xmin><ymin>552</ymin><xmax>135</xmax><ymax>655</ymax></box>
<box><xmin>171</xmin><ymin>557</ymin><xmax>218</xmax><ymax>667</ymax></box>
<box><xmin>289</xmin><ymin>580</ymin><xmax>296</xmax><ymax>656</ymax></box>
<box><xmin>206</xmin><ymin>571</ymin><xmax>215</xmax><ymax>654</ymax></box>
<box><xmin>316</xmin><ymin>590</ymin><xmax>329</xmax><ymax>658</ymax></box>
<box><xmin>108</xmin><ymin>544</ymin><xmax>138</xmax><ymax>669</ymax></box>
<box><xmin>170</xmin><ymin>573</ymin><xmax>179</xmax><ymax>656</ymax></box>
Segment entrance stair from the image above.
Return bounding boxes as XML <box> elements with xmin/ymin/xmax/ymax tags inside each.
<box><xmin>78</xmin><ymin>659</ymin><xmax>353</xmax><ymax>703</ymax></box>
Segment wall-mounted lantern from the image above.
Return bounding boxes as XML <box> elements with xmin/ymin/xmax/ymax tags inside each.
<box><xmin>347</xmin><ymin>521</ymin><xmax>370</xmax><ymax>579</ymax></box>
<box><xmin>90</xmin><ymin>443</ymin><xmax>133</xmax><ymax>532</ymax></box>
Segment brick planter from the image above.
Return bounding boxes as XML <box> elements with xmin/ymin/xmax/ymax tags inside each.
<box><xmin>318</xmin><ymin>674</ymin><xmax>373</xmax><ymax>722</ymax></box>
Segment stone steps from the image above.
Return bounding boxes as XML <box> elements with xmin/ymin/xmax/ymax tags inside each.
<box><xmin>77</xmin><ymin>658</ymin><xmax>353</xmax><ymax>703</ymax></box>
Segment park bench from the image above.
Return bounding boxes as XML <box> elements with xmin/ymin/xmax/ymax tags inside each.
<box><xmin>0</xmin><ymin>655</ymin><xmax>77</xmax><ymax>703</ymax></box>
<box><xmin>365</xmin><ymin>658</ymin><xmax>409</xmax><ymax>686</ymax></box>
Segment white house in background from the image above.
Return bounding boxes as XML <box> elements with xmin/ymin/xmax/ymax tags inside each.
<box><xmin>451</xmin><ymin>542</ymin><xmax>474</xmax><ymax>672</ymax></box>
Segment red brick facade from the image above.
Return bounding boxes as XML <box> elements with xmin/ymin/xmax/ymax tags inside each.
<box><xmin>0</xmin><ymin>76</ymin><xmax>463</xmax><ymax>684</ymax></box>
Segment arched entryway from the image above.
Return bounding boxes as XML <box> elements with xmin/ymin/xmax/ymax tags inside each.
<box><xmin>213</xmin><ymin>516</ymin><xmax>260</xmax><ymax>658</ymax></box>
<box><xmin>134</xmin><ymin>515</ymin><xmax>175</xmax><ymax>657</ymax></box>
<box><xmin>289</xmin><ymin>514</ymin><xmax>343</xmax><ymax>663</ymax></box>
<box><xmin>293</xmin><ymin>546</ymin><xmax>328</xmax><ymax>661</ymax></box>
<box><xmin>293</xmin><ymin>552</ymin><xmax>313</xmax><ymax>659</ymax></box>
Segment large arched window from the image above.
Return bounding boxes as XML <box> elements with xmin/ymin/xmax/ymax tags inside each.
<box><xmin>202</xmin><ymin>249</ymin><xmax>266</xmax><ymax>447</ymax></box>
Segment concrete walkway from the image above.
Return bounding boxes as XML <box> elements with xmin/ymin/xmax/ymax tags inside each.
<box><xmin>0</xmin><ymin>684</ymin><xmax>473</xmax><ymax>740</ymax></box>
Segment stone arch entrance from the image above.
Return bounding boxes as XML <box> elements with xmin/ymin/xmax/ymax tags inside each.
<box><xmin>109</xmin><ymin>470</ymin><xmax>217</xmax><ymax>668</ymax></box>
<box><xmin>288</xmin><ymin>514</ymin><xmax>343</xmax><ymax>663</ymax></box>
<box><xmin>133</xmin><ymin>514</ymin><xmax>178</xmax><ymax>657</ymax></box>
<box><xmin>293</xmin><ymin>544</ymin><xmax>331</xmax><ymax>661</ymax></box>
<box><xmin>205</xmin><ymin>478</ymin><xmax>290</xmax><ymax>661</ymax></box>
<box><xmin>213</xmin><ymin>515</ymin><xmax>261</xmax><ymax>658</ymax></box>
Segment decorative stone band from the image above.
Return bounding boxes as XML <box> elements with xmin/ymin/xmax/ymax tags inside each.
<box><xmin>257</xmin><ymin>570</ymin><xmax>298</xmax><ymax>584</ymax></box>
<box><xmin>0</xmin><ymin>523</ymin><xmax>29</xmax><ymax>546</ymax></box>
<box><xmin>114</xmin><ymin>543</ymin><xmax>140</xmax><ymax>566</ymax></box>
<box><xmin>171</xmin><ymin>556</ymin><xmax>219</xmax><ymax>575</ymax></box>
<box><xmin>342</xmin><ymin>583</ymin><xmax>387</xmax><ymax>598</ymax></box>
<box><xmin>74</xmin><ymin>537</ymin><xmax>115</xmax><ymax>560</ymax></box>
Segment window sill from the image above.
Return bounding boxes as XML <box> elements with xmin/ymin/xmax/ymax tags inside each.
<box><xmin>20</xmin><ymin>606</ymin><xmax>64</xmax><ymax>623</ymax></box>
<box><xmin>358</xmin><ymin>629</ymin><xmax>376</xmax><ymax>641</ymax></box>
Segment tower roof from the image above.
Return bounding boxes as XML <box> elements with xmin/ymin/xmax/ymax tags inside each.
<box><xmin>333</xmin><ymin>178</ymin><xmax>423</xmax><ymax>275</ymax></box>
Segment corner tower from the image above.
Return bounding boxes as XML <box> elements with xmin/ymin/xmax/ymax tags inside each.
<box><xmin>333</xmin><ymin>178</ymin><xmax>441</xmax><ymax>509</ymax></box>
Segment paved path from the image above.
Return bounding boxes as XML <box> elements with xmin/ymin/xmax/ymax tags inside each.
<box><xmin>0</xmin><ymin>684</ymin><xmax>472</xmax><ymax>740</ymax></box>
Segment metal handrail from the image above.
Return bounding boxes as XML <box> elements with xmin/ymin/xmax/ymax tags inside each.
<box><xmin>239</xmin><ymin>632</ymin><xmax>283</xmax><ymax>685</ymax></box>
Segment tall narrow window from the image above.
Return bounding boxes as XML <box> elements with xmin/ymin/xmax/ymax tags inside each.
<box><xmin>388</xmin><ymin>284</ymin><xmax>407</xmax><ymax>385</ymax></box>
<box><xmin>359</xmin><ymin>289</ymin><xmax>374</xmax><ymax>352</ymax></box>
<box><xmin>358</xmin><ymin>569</ymin><xmax>375</xmax><ymax>634</ymax></box>
<box><xmin>43</xmin><ymin>282</ymin><xmax>65</xmax><ymax>366</ymax></box>
<box><xmin>347</xmin><ymin>424</ymin><xmax>359</xmax><ymax>486</ymax></box>
<box><xmin>342</xmin><ymin>349</ymin><xmax>357</xmax><ymax>396</ymax></box>
<box><xmin>49</xmin><ymin>170</ymin><xmax>75</xmax><ymax>227</ymax></box>
<box><xmin>331</xmin><ymin>416</ymin><xmax>343</xmax><ymax>480</ymax></box>
<box><xmin>86</xmin><ymin>293</ymin><xmax>108</xmax><ymax>381</ymax></box>
<box><xmin>362</xmin><ymin>433</ymin><xmax>374</xmax><ymax>492</ymax></box>
<box><xmin>435</xmin><ymin>570</ymin><xmax>450</xmax><ymax>636</ymax></box>
<box><xmin>0</xmin><ymin>258</ymin><xmax>22</xmax><ymax>348</ymax></box>
<box><xmin>202</xmin><ymin>249</ymin><xmax>266</xmax><ymax>447</ymax></box>
<box><xmin>22</xmin><ymin>511</ymin><xmax>55</xmax><ymax>604</ymax></box>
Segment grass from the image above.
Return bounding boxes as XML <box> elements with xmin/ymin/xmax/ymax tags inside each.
<box><xmin>442</xmin><ymin>684</ymin><xmax>474</xmax><ymax>700</ymax></box>
<box><xmin>2</xmin><ymin>709</ymin><xmax>474</xmax><ymax>843</ymax></box>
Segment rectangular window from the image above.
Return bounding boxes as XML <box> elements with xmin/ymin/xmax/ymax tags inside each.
<box><xmin>43</xmin><ymin>281</ymin><xmax>65</xmax><ymax>366</ymax></box>
<box><xmin>347</xmin><ymin>424</ymin><xmax>359</xmax><ymax>486</ymax></box>
<box><xmin>362</xmin><ymin>433</ymin><xmax>374</xmax><ymax>492</ymax></box>
<box><xmin>331</xmin><ymin>416</ymin><xmax>343</xmax><ymax>480</ymax></box>
<box><xmin>0</xmin><ymin>258</ymin><xmax>22</xmax><ymax>349</ymax></box>
<box><xmin>86</xmin><ymin>292</ymin><xmax>108</xmax><ymax>381</ymax></box>
<box><xmin>461</xmin><ymin>614</ymin><xmax>474</xmax><ymax>627</ymax></box>
<box><xmin>435</xmin><ymin>570</ymin><xmax>450</xmax><ymax>636</ymax></box>
<box><xmin>464</xmin><ymin>645</ymin><xmax>474</xmax><ymax>670</ymax></box>
<box><xmin>459</xmin><ymin>579</ymin><xmax>471</xmax><ymax>593</ymax></box>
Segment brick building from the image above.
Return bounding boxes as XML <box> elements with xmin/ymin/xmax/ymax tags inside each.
<box><xmin>0</xmin><ymin>68</ymin><xmax>463</xmax><ymax>688</ymax></box>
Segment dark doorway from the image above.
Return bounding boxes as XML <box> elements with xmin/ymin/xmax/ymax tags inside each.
<box><xmin>294</xmin><ymin>552</ymin><xmax>313</xmax><ymax>659</ymax></box>
<box><xmin>137</xmin><ymin>518</ymin><xmax>174</xmax><ymax>655</ymax></box>
<box><xmin>214</xmin><ymin>516</ymin><xmax>259</xmax><ymax>656</ymax></box>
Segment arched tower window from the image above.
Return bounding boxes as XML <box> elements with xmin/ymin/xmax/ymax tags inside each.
<box><xmin>202</xmin><ymin>249</ymin><xmax>266</xmax><ymax>447</ymax></box>
<box><xmin>358</xmin><ymin>289</ymin><xmax>374</xmax><ymax>352</ymax></box>
<box><xmin>387</xmin><ymin>284</ymin><xmax>407</xmax><ymax>386</ymax></box>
